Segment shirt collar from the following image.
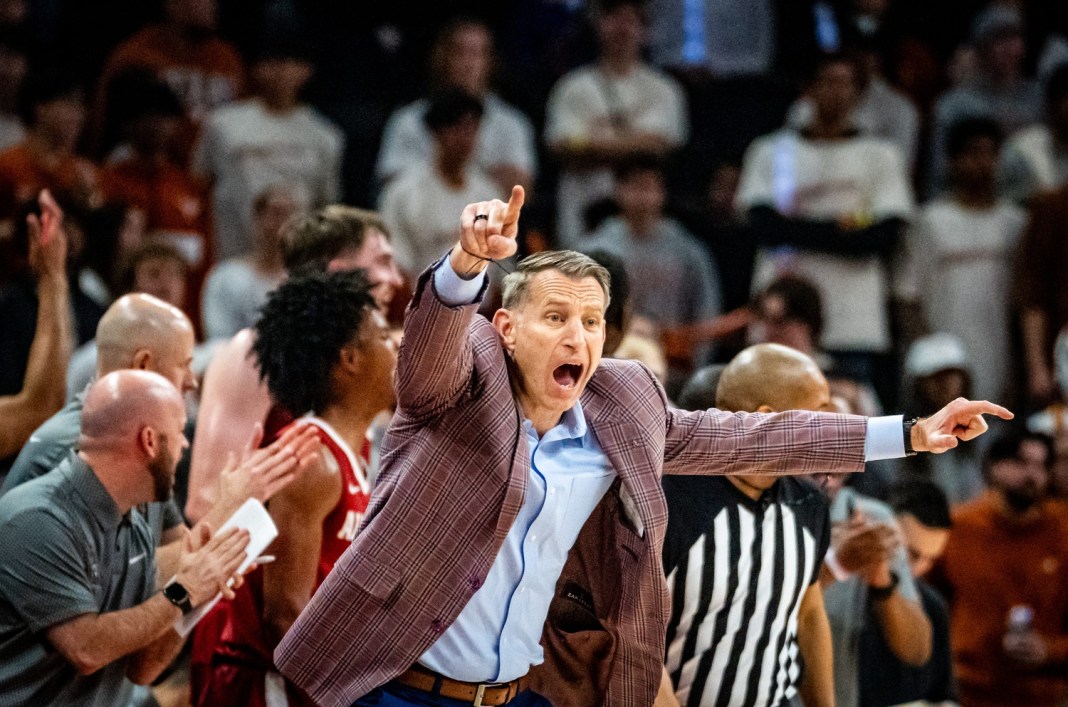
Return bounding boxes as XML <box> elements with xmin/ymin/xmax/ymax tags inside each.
<box><xmin>523</xmin><ymin>400</ymin><xmax>589</xmax><ymax>443</ymax></box>
<box><xmin>67</xmin><ymin>452</ymin><xmax>125</xmax><ymax>531</ymax></box>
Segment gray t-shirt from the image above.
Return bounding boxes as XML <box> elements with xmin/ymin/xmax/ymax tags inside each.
<box><xmin>1</xmin><ymin>395</ymin><xmax>184</xmax><ymax>542</ymax></box>
<box><xmin>0</xmin><ymin>454</ymin><xmax>157</xmax><ymax>705</ymax></box>
<box><xmin>824</xmin><ymin>486</ymin><xmax>919</xmax><ymax>707</ymax></box>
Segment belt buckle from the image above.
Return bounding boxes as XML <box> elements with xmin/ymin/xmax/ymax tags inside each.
<box><xmin>473</xmin><ymin>684</ymin><xmax>487</xmax><ymax>707</ymax></box>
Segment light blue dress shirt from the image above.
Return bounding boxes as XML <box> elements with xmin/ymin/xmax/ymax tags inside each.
<box><xmin>419</xmin><ymin>256</ymin><xmax>905</xmax><ymax>682</ymax></box>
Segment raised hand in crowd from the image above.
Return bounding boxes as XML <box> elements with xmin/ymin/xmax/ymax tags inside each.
<box><xmin>0</xmin><ymin>189</ymin><xmax>73</xmax><ymax>458</ymax></box>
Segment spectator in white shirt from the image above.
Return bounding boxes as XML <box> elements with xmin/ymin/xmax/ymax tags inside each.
<box><xmin>737</xmin><ymin>52</ymin><xmax>913</xmax><ymax>404</ymax></box>
<box><xmin>200</xmin><ymin>184</ymin><xmax>304</xmax><ymax>341</ymax></box>
<box><xmin>999</xmin><ymin>64</ymin><xmax>1068</xmax><ymax>203</ymax></box>
<box><xmin>378</xmin><ymin>89</ymin><xmax>501</xmax><ymax>276</ymax></box>
<box><xmin>193</xmin><ymin>37</ymin><xmax>343</xmax><ymax>260</ymax></box>
<box><xmin>544</xmin><ymin>0</ymin><xmax>688</xmax><ymax>247</ymax></box>
<box><xmin>375</xmin><ymin>16</ymin><xmax>536</xmax><ymax>199</ymax></box>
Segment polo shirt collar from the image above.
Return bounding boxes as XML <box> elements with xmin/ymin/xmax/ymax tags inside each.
<box><xmin>67</xmin><ymin>452</ymin><xmax>124</xmax><ymax>531</ymax></box>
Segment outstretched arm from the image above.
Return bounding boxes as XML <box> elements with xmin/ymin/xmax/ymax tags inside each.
<box><xmin>0</xmin><ymin>190</ymin><xmax>72</xmax><ymax>458</ymax></box>
<box><xmin>395</xmin><ymin>186</ymin><xmax>525</xmax><ymax>418</ymax></box>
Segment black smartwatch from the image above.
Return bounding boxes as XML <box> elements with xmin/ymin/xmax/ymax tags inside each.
<box><xmin>868</xmin><ymin>571</ymin><xmax>900</xmax><ymax>602</ymax></box>
<box><xmin>162</xmin><ymin>580</ymin><xmax>193</xmax><ymax>615</ymax></box>
<box><xmin>903</xmin><ymin>417</ymin><xmax>921</xmax><ymax>457</ymax></box>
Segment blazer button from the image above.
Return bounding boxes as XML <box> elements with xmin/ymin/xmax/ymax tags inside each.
<box><xmin>468</xmin><ymin>576</ymin><xmax>482</xmax><ymax>591</ymax></box>
<box><xmin>431</xmin><ymin>618</ymin><xmax>446</xmax><ymax>634</ymax></box>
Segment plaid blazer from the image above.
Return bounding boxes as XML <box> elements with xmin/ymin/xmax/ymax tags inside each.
<box><xmin>275</xmin><ymin>266</ymin><xmax>868</xmax><ymax>706</ymax></box>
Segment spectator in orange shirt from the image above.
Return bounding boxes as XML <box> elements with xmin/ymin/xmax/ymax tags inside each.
<box><xmin>100</xmin><ymin>74</ymin><xmax>211</xmax><ymax>321</ymax></box>
<box><xmin>929</xmin><ymin>429</ymin><xmax>1068</xmax><ymax>707</ymax></box>
<box><xmin>0</xmin><ymin>71</ymin><xmax>97</xmax><ymax>227</ymax></box>
<box><xmin>92</xmin><ymin>0</ymin><xmax>245</xmax><ymax>160</ymax></box>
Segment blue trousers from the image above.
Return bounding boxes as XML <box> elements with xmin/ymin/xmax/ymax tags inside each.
<box><xmin>353</xmin><ymin>681</ymin><xmax>551</xmax><ymax>706</ymax></box>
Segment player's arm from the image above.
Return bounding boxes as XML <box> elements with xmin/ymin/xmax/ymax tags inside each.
<box><xmin>797</xmin><ymin>582</ymin><xmax>834</xmax><ymax>707</ymax></box>
<box><xmin>185</xmin><ymin>331</ymin><xmax>273</xmax><ymax>523</ymax></box>
<box><xmin>261</xmin><ymin>449</ymin><xmax>340</xmax><ymax>647</ymax></box>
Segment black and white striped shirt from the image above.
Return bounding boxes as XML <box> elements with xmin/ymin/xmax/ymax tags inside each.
<box><xmin>663</xmin><ymin>476</ymin><xmax>831</xmax><ymax>707</ymax></box>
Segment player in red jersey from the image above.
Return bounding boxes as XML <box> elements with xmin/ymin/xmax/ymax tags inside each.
<box><xmin>190</xmin><ymin>269</ymin><xmax>397</xmax><ymax>706</ymax></box>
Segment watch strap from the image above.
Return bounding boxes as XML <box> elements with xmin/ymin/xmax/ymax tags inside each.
<box><xmin>163</xmin><ymin>580</ymin><xmax>193</xmax><ymax>615</ymax></box>
<box><xmin>903</xmin><ymin>417</ymin><xmax>920</xmax><ymax>457</ymax></box>
<box><xmin>868</xmin><ymin>571</ymin><xmax>900</xmax><ymax>601</ymax></box>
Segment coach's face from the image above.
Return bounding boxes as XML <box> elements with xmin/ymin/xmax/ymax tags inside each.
<box><xmin>494</xmin><ymin>270</ymin><xmax>606</xmax><ymax>432</ymax></box>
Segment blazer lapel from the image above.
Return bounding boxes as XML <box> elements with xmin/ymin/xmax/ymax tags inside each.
<box><xmin>582</xmin><ymin>392</ymin><xmax>654</xmax><ymax>537</ymax></box>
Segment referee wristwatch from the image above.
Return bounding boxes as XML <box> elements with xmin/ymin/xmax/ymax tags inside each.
<box><xmin>162</xmin><ymin>579</ymin><xmax>193</xmax><ymax>615</ymax></box>
<box><xmin>903</xmin><ymin>417</ymin><xmax>921</xmax><ymax>457</ymax></box>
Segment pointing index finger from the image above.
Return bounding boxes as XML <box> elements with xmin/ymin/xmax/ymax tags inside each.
<box><xmin>504</xmin><ymin>185</ymin><xmax>525</xmax><ymax>222</ymax></box>
<box><xmin>962</xmin><ymin>400</ymin><xmax>1014</xmax><ymax>421</ymax></box>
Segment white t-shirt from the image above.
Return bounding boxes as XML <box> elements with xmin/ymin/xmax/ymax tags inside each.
<box><xmin>544</xmin><ymin>64</ymin><xmax>688</xmax><ymax>246</ymax></box>
<box><xmin>192</xmin><ymin>99</ymin><xmax>343</xmax><ymax>259</ymax></box>
<box><xmin>737</xmin><ymin>130</ymin><xmax>914</xmax><ymax>352</ymax></box>
<box><xmin>200</xmin><ymin>259</ymin><xmax>282</xmax><ymax>341</ymax></box>
<box><xmin>375</xmin><ymin>93</ymin><xmax>537</xmax><ymax>186</ymax></box>
<box><xmin>377</xmin><ymin>162</ymin><xmax>502</xmax><ymax>275</ymax></box>
<box><xmin>895</xmin><ymin>198</ymin><xmax>1026</xmax><ymax>401</ymax></box>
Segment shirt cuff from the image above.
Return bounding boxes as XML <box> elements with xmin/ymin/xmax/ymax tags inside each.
<box><xmin>433</xmin><ymin>254</ymin><xmax>486</xmax><ymax>306</ymax></box>
<box><xmin>864</xmin><ymin>414</ymin><xmax>905</xmax><ymax>461</ymax></box>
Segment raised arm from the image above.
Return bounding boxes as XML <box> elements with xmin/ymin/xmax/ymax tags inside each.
<box><xmin>0</xmin><ymin>190</ymin><xmax>72</xmax><ymax>458</ymax></box>
<box><xmin>395</xmin><ymin>186</ymin><xmax>524</xmax><ymax>418</ymax></box>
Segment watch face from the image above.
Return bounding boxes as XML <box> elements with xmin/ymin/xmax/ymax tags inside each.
<box><xmin>165</xmin><ymin>582</ymin><xmax>188</xmax><ymax>602</ymax></box>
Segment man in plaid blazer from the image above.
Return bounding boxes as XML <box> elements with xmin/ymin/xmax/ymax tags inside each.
<box><xmin>275</xmin><ymin>187</ymin><xmax>1010</xmax><ymax>706</ymax></box>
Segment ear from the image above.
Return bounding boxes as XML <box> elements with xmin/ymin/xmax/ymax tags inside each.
<box><xmin>338</xmin><ymin>342</ymin><xmax>362</xmax><ymax>376</ymax></box>
<box><xmin>492</xmin><ymin>308</ymin><xmax>517</xmax><ymax>355</ymax></box>
<box><xmin>139</xmin><ymin>426</ymin><xmax>158</xmax><ymax>459</ymax></box>
<box><xmin>131</xmin><ymin>349</ymin><xmax>152</xmax><ymax>371</ymax></box>
<box><xmin>756</xmin><ymin>404</ymin><xmax>776</xmax><ymax>414</ymax></box>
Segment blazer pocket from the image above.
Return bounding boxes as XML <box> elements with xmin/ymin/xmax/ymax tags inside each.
<box><xmin>341</xmin><ymin>552</ymin><xmax>405</xmax><ymax>601</ymax></box>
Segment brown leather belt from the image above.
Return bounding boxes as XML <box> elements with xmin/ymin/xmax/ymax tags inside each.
<box><xmin>394</xmin><ymin>664</ymin><xmax>531</xmax><ymax>706</ymax></box>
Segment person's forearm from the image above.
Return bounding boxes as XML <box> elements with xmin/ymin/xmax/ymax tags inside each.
<box><xmin>871</xmin><ymin>590</ymin><xmax>932</xmax><ymax>666</ymax></box>
<box><xmin>750</xmin><ymin>207</ymin><xmax>903</xmax><ymax>257</ymax></box>
<box><xmin>155</xmin><ymin>540</ymin><xmax>184</xmax><ymax>588</ymax></box>
<box><xmin>654</xmin><ymin>665</ymin><xmax>682</xmax><ymax>707</ymax></box>
<box><xmin>50</xmin><ymin>593</ymin><xmax>179</xmax><ymax>675</ymax></box>
<box><xmin>0</xmin><ymin>273</ymin><xmax>71</xmax><ymax>457</ymax></box>
<box><xmin>126</xmin><ymin>627</ymin><xmax>184</xmax><ymax>685</ymax></box>
<box><xmin>797</xmin><ymin>600</ymin><xmax>834</xmax><ymax>707</ymax></box>
<box><xmin>1021</xmin><ymin>309</ymin><xmax>1050</xmax><ymax>374</ymax></box>
<box><xmin>552</xmin><ymin>132</ymin><xmax>674</xmax><ymax>169</ymax></box>
<box><xmin>394</xmin><ymin>257</ymin><xmax>482</xmax><ymax>419</ymax></box>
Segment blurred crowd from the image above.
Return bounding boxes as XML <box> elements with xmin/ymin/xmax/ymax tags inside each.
<box><xmin>1</xmin><ymin>0</ymin><xmax>1068</xmax><ymax>705</ymax></box>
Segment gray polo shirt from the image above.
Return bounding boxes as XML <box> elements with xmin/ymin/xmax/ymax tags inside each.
<box><xmin>0</xmin><ymin>453</ymin><xmax>157</xmax><ymax>705</ymax></box>
<box><xmin>2</xmin><ymin>394</ymin><xmax>185</xmax><ymax>542</ymax></box>
<box><xmin>824</xmin><ymin>486</ymin><xmax>919</xmax><ymax>707</ymax></box>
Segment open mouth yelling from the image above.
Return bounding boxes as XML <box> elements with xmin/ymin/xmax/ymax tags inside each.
<box><xmin>553</xmin><ymin>363</ymin><xmax>583</xmax><ymax>390</ymax></box>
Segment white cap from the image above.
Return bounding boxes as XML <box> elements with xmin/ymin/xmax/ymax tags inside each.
<box><xmin>905</xmin><ymin>333</ymin><xmax>970</xmax><ymax>378</ymax></box>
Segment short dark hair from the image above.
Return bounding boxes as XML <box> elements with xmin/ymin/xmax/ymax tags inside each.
<box><xmin>1045</xmin><ymin>64</ymin><xmax>1068</xmax><ymax>105</ymax></box>
<box><xmin>17</xmin><ymin>70</ymin><xmax>83</xmax><ymax>126</ymax></box>
<box><xmin>281</xmin><ymin>205</ymin><xmax>390</xmax><ymax>274</ymax></box>
<box><xmin>594</xmin><ymin>0</ymin><xmax>650</xmax><ymax>22</ymax></box>
<box><xmin>612</xmin><ymin>153</ymin><xmax>665</xmax><ymax>183</ymax></box>
<box><xmin>253</xmin><ymin>269</ymin><xmax>377</xmax><ymax>414</ymax></box>
<box><xmin>946</xmin><ymin>116</ymin><xmax>1003</xmax><ymax>159</ymax></box>
<box><xmin>889</xmin><ymin>480</ymin><xmax>952</xmax><ymax>529</ymax></box>
<box><xmin>809</xmin><ymin>51</ymin><xmax>863</xmax><ymax>89</ymax></box>
<box><xmin>117</xmin><ymin>239</ymin><xmax>189</xmax><ymax>294</ymax></box>
<box><xmin>424</xmin><ymin>89</ymin><xmax>484</xmax><ymax>132</ymax></box>
<box><xmin>983</xmin><ymin>428</ymin><xmax>1053</xmax><ymax>477</ymax></box>
<box><xmin>108</xmin><ymin>71</ymin><xmax>184</xmax><ymax>127</ymax></box>
<box><xmin>677</xmin><ymin>364</ymin><xmax>727</xmax><ymax>410</ymax></box>
<box><xmin>585</xmin><ymin>249</ymin><xmax>629</xmax><ymax>333</ymax></box>
<box><xmin>756</xmin><ymin>276</ymin><xmax>825</xmax><ymax>343</ymax></box>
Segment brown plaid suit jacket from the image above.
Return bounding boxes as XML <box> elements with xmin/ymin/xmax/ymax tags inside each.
<box><xmin>275</xmin><ymin>266</ymin><xmax>868</xmax><ymax>706</ymax></box>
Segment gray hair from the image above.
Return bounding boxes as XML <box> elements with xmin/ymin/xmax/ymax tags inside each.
<box><xmin>501</xmin><ymin>250</ymin><xmax>612</xmax><ymax>310</ymax></box>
